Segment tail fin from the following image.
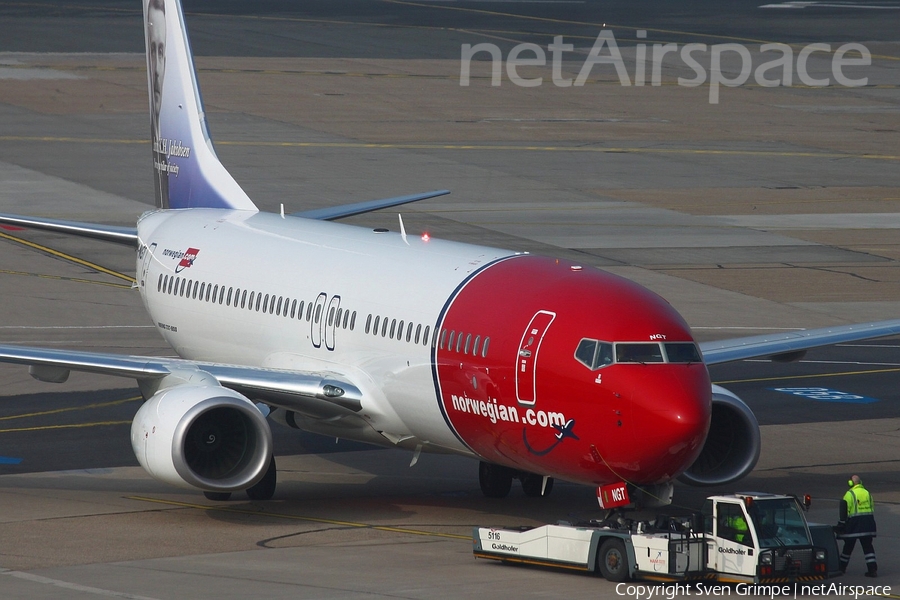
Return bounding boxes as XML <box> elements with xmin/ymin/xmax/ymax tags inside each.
<box><xmin>143</xmin><ymin>0</ymin><xmax>257</xmax><ymax>211</ymax></box>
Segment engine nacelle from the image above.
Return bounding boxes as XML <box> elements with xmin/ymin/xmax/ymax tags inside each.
<box><xmin>131</xmin><ymin>385</ymin><xmax>273</xmax><ymax>492</ymax></box>
<box><xmin>679</xmin><ymin>384</ymin><xmax>760</xmax><ymax>486</ymax></box>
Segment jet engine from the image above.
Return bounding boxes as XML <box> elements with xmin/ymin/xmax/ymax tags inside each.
<box><xmin>679</xmin><ymin>384</ymin><xmax>760</xmax><ymax>486</ymax></box>
<box><xmin>131</xmin><ymin>385</ymin><xmax>273</xmax><ymax>492</ymax></box>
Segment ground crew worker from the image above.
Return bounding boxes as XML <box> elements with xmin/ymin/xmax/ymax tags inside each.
<box><xmin>838</xmin><ymin>475</ymin><xmax>877</xmax><ymax>577</ymax></box>
<box><xmin>726</xmin><ymin>513</ymin><xmax>749</xmax><ymax>544</ymax></box>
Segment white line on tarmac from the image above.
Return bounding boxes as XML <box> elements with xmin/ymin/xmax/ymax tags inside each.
<box><xmin>0</xmin><ymin>569</ymin><xmax>161</xmax><ymax>600</ymax></box>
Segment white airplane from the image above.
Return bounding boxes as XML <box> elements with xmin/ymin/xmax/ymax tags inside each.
<box><xmin>1</xmin><ymin>0</ymin><xmax>898</xmax><ymax>504</ymax></box>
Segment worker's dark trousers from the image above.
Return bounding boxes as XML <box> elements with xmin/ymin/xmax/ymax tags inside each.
<box><xmin>839</xmin><ymin>537</ymin><xmax>877</xmax><ymax>574</ymax></box>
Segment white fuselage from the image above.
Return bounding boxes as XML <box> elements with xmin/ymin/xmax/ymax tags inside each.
<box><xmin>136</xmin><ymin>208</ymin><xmax>515</xmax><ymax>455</ymax></box>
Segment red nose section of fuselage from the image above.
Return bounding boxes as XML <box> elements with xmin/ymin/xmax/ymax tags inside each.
<box><xmin>600</xmin><ymin>364</ymin><xmax>711</xmax><ymax>484</ymax></box>
<box><xmin>433</xmin><ymin>255</ymin><xmax>711</xmax><ymax>488</ymax></box>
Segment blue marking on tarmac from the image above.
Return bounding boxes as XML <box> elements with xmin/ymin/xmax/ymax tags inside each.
<box><xmin>0</xmin><ymin>456</ymin><xmax>23</xmax><ymax>465</ymax></box>
<box><xmin>771</xmin><ymin>387</ymin><xmax>878</xmax><ymax>404</ymax></box>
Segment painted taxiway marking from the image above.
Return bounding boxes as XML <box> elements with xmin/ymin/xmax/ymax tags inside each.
<box><xmin>0</xmin><ymin>396</ymin><xmax>141</xmax><ymax>423</ymax></box>
<box><xmin>127</xmin><ymin>496</ymin><xmax>471</xmax><ymax>541</ymax></box>
<box><xmin>714</xmin><ymin>366</ymin><xmax>900</xmax><ymax>385</ymax></box>
<box><xmin>0</xmin><ymin>569</ymin><xmax>160</xmax><ymax>600</ymax></box>
<box><xmin>0</xmin><ymin>267</ymin><xmax>132</xmax><ymax>289</ymax></box>
<box><xmin>0</xmin><ymin>231</ymin><xmax>135</xmax><ymax>284</ymax></box>
<box><xmin>1</xmin><ymin>136</ymin><xmax>897</xmax><ymax>162</ymax></box>
<box><xmin>0</xmin><ymin>421</ymin><xmax>131</xmax><ymax>434</ymax></box>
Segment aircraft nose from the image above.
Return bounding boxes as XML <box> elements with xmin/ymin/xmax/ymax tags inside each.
<box><xmin>629</xmin><ymin>367</ymin><xmax>711</xmax><ymax>483</ymax></box>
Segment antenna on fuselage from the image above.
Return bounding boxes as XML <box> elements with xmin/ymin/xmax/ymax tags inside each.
<box><xmin>398</xmin><ymin>213</ymin><xmax>409</xmax><ymax>245</ymax></box>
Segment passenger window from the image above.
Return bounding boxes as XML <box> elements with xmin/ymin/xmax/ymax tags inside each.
<box><xmin>241</xmin><ymin>290</ymin><xmax>247</xmax><ymax>309</ymax></box>
<box><xmin>329</xmin><ymin>307</ymin><xmax>336</xmax><ymax>326</ymax></box>
<box><xmin>290</xmin><ymin>299</ymin><xmax>297</xmax><ymax>319</ymax></box>
<box><xmin>482</xmin><ymin>337</ymin><xmax>490</xmax><ymax>357</ymax></box>
<box><xmin>185</xmin><ymin>280</ymin><xmax>192</xmax><ymax>297</ymax></box>
<box><xmin>263</xmin><ymin>294</ymin><xmax>269</xmax><ymax>313</ymax></box>
<box><xmin>298</xmin><ymin>300</ymin><xmax>305</xmax><ymax>319</ymax></box>
<box><xmin>343</xmin><ymin>310</ymin><xmax>349</xmax><ymax>329</ymax></box>
<box><xmin>425</xmin><ymin>326</ymin><xmax>432</xmax><ymax>346</ymax></box>
<box><xmin>372</xmin><ymin>315</ymin><xmax>379</xmax><ymax>334</ymax></box>
<box><xmin>381</xmin><ymin>317</ymin><xmax>388</xmax><ymax>337</ymax></box>
<box><xmin>350</xmin><ymin>311</ymin><xmax>356</xmax><ymax>330</ymax></box>
<box><xmin>456</xmin><ymin>332</ymin><xmax>464</xmax><ymax>353</ymax></box>
<box><xmin>205</xmin><ymin>283</ymin><xmax>212</xmax><ymax>302</ymax></box>
<box><xmin>464</xmin><ymin>333</ymin><xmax>471</xmax><ymax>354</ymax></box>
<box><xmin>406</xmin><ymin>322</ymin><xmax>413</xmax><ymax>342</ymax></box>
<box><xmin>276</xmin><ymin>296</ymin><xmax>283</xmax><ymax>315</ymax></box>
<box><xmin>473</xmin><ymin>335</ymin><xmax>481</xmax><ymax>356</ymax></box>
<box><xmin>306</xmin><ymin>302</ymin><xmax>312</xmax><ymax>321</ymax></box>
<box><xmin>366</xmin><ymin>314</ymin><xmax>372</xmax><ymax>334</ymax></box>
<box><xmin>448</xmin><ymin>331</ymin><xmax>455</xmax><ymax>351</ymax></box>
<box><xmin>415</xmin><ymin>324</ymin><xmax>422</xmax><ymax>344</ymax></box>
<box><xmin>180</xmin><ymin>279</ymin><xmax>186</xmax><ymax>297</ymax></box>
<box><xmin>158</xmin><ymin>274</ymin><xmax>163</xmax><ymax>292</ymax></box>
<box><xmin>255</xmin><ymin>292</ymin><xmax>262</xmax><ymax>311</ymax></box>
<box><xmin>315</xmin><ymin>304</ymin><xmax>322</xmax><ymax>323</ymax></box>
<box><xmin>227</xmin><ymin>287</ymin><xmax>233</xmax><ymax>306</ymax></box>
<box><xmin>218</xmin><ymin>286</ymin><xmax>225</xmax><ymax>304</ymax></box>
<box><xmin>440</xmin><ymin>329</ymin><xmax>447</xmax><ymax>350</ymax></box>
<box><xmin>193</xmin><ymin>282</ymin><xmax>199</xmax><ymax>300</ymax></box>
<box><xmin>390</xmin><ymin>319</ymin><xmax>397</xmax><ymax>339</ymax></box>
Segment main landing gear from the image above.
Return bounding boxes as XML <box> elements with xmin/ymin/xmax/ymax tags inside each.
<box><xmin>203</xmin><ymin>455</ymin><xmax>278</xmax><ymax>502</ymax></box>
<box><xmin>478</xmin><ymin>461</ymin><xmax>554</xmax><ymax>498</ymax></box>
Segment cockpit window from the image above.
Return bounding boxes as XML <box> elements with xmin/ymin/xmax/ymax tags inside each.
<box><xmin>615</xmin><ymin>343</ymin><xmax>664</xmax><ymax>363</ymax></box>
<box><xmin>664</xmin><ymin>342</ymin><xmax>702</xmax><ymax>363</ymax></box>
<box><xmin>574</xmin><ymin>339</ymin><xmax>614</xmax><ymax>370</ymax></box>
<box><xmin>576</xmin><ymin>339</ymin><xmax>702</xmax><ymax>369</ymax></box>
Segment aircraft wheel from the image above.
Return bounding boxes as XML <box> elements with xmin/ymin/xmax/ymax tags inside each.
<box><xmin>597</xmin><ymin>538</ymin><xmax>630</xmax><ymax>582</ymax></box>
<box><xmin>478</xmin><ymin>461</ymin><xmax>512</xmax><ymax>498</ymax></box>
<box><xmin>203</xmin><ymin>491</ymin><xmax>232</xmax><ymax>501</ymax></box>
<box><xmin>521</xmin><ymin>474</ymin><xmax>553</xmax><ymax>497</ymax></box>
<box><xmin>246</xmin><ymin>455</ymin><xmax>277</xmax><ymax>501</ymax></box>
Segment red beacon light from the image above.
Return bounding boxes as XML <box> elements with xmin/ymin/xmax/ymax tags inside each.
<box><xmin>421</xmin><ymin>232</ymin><xmax>430</xmax><ymax>242</ymax></box>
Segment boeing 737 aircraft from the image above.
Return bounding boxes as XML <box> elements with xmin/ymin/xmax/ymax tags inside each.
<box><xmin>1</xmin><ymin>0</ymin><xmax>898</xmax><ymax>504</ymax></box>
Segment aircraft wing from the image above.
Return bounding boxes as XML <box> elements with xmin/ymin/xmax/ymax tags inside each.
<box><xmin>0</xmin><ymin>344</ymin><xmax>363</xmax><ymax>418</ymax></box>
<box><xmin>292</xmin><ymin>190</ymin><xmax>449</xmax><ymax>221</ymax></box>
<box><xmin>0</xmin><ymin>213</ymin><xmax>138</xmax><ymax>246</ymax></box>
<box><xmin>700</xmin><ymin>319</ymin><xmax>900</xmax><ymax>365</ymax></box>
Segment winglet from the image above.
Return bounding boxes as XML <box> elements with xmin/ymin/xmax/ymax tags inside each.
<box><xmin>143</xmin><ymin>0</ymin><xmax>257</xmax><ymax>211</ymax></box>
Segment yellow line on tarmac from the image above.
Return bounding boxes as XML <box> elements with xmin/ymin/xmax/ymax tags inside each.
<box><xmin>0</xmin><ymin>396</ymin><xmax>141</xmax><ymax>422</ymax></box>
<box><xmin>0</xmin><ymin>231</ymin><xmax>135</xmax><ymax>284</ymax></box>
<box><xmin>714</xmin><ymin>366</ymin><xmax>900</xmax><ymax>385</ymax></box>
<box><xmin>1</xmin><ymin>136</ymin><xmax>896</xmax><ymax>162</ymax></box>
<box><xmin>127</xmin><ymin>496</ymin><xmax>471</xmax><ymax>541</ymax></box>
<box><xmin>0</xmin><ymin>268</ymin><xmax>132</xmax><ymax>289</ymax></box>
<box><xmin>0</xmin><ymin>421</ymin><xmax>131</xmax><ymax>433</ymax></box>
<box><xmin>384</xmin><ymin>0</ymin><xmax>900</xmax><ymax>61</ymax></box>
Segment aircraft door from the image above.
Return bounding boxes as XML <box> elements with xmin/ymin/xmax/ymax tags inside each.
<box><xmin>311</xmin><ymin>292</ymin><xmax>327</xmax><ymax>348</ymax></box>
<box><xmin>324</xmin><ymin>295</ymin><xmax>341</xmax><ymax>351</ymax></box>
<box><xmin>515</xmin><ymin>310</ymin><xmax>555</xmax><ymax>406</ymax></box>
<box><xmin>138</xmin><ymin>242</ymin><xmax>157</xmax><ymax>289</ymax></box>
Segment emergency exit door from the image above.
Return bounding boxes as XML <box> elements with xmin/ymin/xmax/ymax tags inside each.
<box><xmin>515</xmin><ymin>310</ymin><xmax>555</xmax><ymax>406</ymax></box>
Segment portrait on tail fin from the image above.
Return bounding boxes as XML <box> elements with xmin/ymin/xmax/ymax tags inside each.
<box><xmin>146</xmin><ymin>0</ymin><xmax>170</xmax><ymax>208</ymax></box>
<box><xmin>141</xmin><ymin>0</ymin><xmax>257</xmax><ymax>211</ymax></box>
